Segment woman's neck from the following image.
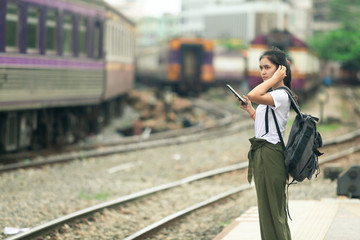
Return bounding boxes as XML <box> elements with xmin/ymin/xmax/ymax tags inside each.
<box><xmin>273</xmin><ymin>82</ymin><xmax>285</xmax><ymax>90</ymax></box>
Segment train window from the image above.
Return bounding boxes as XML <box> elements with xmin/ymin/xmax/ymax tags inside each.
<box><xmin>46</xmin><ymin>10</ymin><xmax>57</xmax><ymax>54</ymax></box>
<box><xmin>120</xmin><ymin>26</ymin><xmax>124</xmax><ymax>57</ymax></box>
<box><xmin>5</xmin><ymin>3</ymin><xmax>18</xmax><ymax>51</ymax></box>
<box><xmin>114</xmin><ymin>25</ymin><xmax>118</xmax><ymax>56</ymax></box>
<box><xmin>63</xmin><ymin>14</ymin><xmax>72</xmax><ymax>55</ymax></box>
<box><xmin>78</xmin><ymin>18</ymin><xmax>86</xmax><ymax>56</ymax></box>
<box><xmin>93</xmin><ymin>21</ymin><xmax>101</xmax><ymax>58</ymax></box>
<box><xmin>106</xmin><ymin>24</ymin><xmax>112</xmax><ymax>56</ymax></box>
<box><xmin>131</xmin><ymin>32</ymin><xmax>135</xmax><ymax>58</ymax></box>
<box><xmin>111</xmin><ymin>25</ymin><xmax>116</xmax><ymax>57</ymax></box>
<box><xmin>27</xmin><ymin>6</ymin><xmax>39</xmax><ymax>53</ymax></box>
<box><xmin>115</xmin><ymin>25</ymin><xmax>120</xmax><ymax>56</ymax></box>
<box><xmin>111</xmin><ymin>25</ymin><xmax>115</xmax><ymax>56</ymax></box>
<box><xmin>120</xmin><ymin>27</ymin><xmax>123</xmax><ymax>57</ymax></box>
<box><xmin>125</xmin><ymin>29</ymin><xmax>129</xmax><ymax>57</ymax></box>
<box><xmin>127</xmin><ymin>30</ymin><xmax>131</xmax><ymax>57</ymax></box>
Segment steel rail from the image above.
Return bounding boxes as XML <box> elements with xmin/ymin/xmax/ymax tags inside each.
<box><xmin>0</xmin><ymin>99</ymin><xmax>244</xmax><ymax>173</ymax></box>
<box><xmin>3</xmin><ymin>86</ymin><xmax>359</xmax><ymax>173</ymax></box>
<box><xmin>6</xmin><ymin>136</ymin><xmax>360</xmax><ymax>240</ymax></box>
<box><xmin>123</xmin><ymin>184</ymin><xmax>254</xmax><ymax>240</ymax></box>
<box><xmin>121</xmin><ymin>143</ymin><xmax>360</xmax><ymax>240</ymax></box>
<box><xmin>4</xmin><ymin>87</ymin><xmax>360</xmax><ymax>238</ymax></box>
<box><xmin>5</xmin><ymin>162</ymin><xmax>248</xmax><ymax>240</ymax></box>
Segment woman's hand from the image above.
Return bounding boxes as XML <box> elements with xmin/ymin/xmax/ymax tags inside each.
<box><xmin>273</xmin><ymin>65</ymin><xmax>287</xmax><ymax>82</ymax></box>
<box><xmin>239</xmin><ymin>95</ymin><xmax>256</xmax><ymax>119</ymax></box>
<box><xmin>239</xmin><ymin>95</ymin><xmax>251</xmax><ymax>111</ymax></box>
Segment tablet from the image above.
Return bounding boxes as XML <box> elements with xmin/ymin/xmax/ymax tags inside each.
<box><xmin>226</xmin><ymin>84</ymin><xmax>247</xmax><ymax>105</ymax></box>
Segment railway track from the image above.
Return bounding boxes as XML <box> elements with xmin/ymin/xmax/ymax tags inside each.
<box><xmin>3</xmin><ymin>86</ymin><xmax>360</xmax><ymax>239</ymax></box>
<box><xmin>0</xmin><ymin>98</ymin><xmax>250</xmax><ymax>173</ymax></box>
<box><xmin>3</xmin><ymin>85</ymin><xmax>358</xmax><ymax>173</ymax></box>
<box><xmin>5</xmin><ymin>129</ymin><xmax>360</xmax><ymax>240</ymax></box>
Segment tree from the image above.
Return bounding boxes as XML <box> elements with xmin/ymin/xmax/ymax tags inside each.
<box><xmin>307</xmin><ymin>0</ymin><xmax>360</xmax><ymax>69</ymax></box>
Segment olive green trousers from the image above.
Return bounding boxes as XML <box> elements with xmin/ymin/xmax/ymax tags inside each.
<box><xmin>248</xmin><ymin>137</ymin><xmax>291</xmax><ymax>240</ymax></box>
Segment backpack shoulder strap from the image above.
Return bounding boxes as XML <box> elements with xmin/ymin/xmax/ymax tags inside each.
<box><xmin>261</xmin><ymin>106</ymin><xmax>270</xmax><ymax>137</ymax></box>
<box><xmin>270</xmin><ymin>86</ymin><xmax>298</xmax><ymax>150</ymax></box>
<box><xmin>275</xmin><ymin>86</ymin><xmax>302</xmax><ymax>117</ymax></box>
<box><xmin>271</xmin><ymin>108</ymin><xmax>286</xmax><ymax>150</ymax></box>
<box><xmin>263</xmin><ymin>86</ymin><xmax>301</xmax><ymax>145</ymax></box>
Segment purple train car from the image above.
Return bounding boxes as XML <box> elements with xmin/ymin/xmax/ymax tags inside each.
<box><xmin>0</xmin><ymin>0</ymin><xmax>135</xmax><ymax>152</ymax></box>
<box><xmin>247</xmin><ymin>30</ymin><xmax>321</xmax><ymax>97</ymax></box>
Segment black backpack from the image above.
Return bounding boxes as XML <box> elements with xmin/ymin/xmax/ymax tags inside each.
<box><xmin>267</xmin><ymin>86</ymin><xmax>323</xmax><ymax>183</ymax></box>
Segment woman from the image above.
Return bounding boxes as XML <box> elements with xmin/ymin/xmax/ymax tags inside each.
<box><xmin>239</xmin><ymin>47</ymin><xmax>292</xmax><ymax>240</ymax></box>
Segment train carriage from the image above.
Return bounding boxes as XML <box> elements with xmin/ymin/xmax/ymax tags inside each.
<box><xmin>0</xmin><ymin>0</ymin><xmax>106</xmax><ymax>108</ymax></box>
<box><xmin>213</xmin><ymin>50</ymin><xmax>246</xmax><ymax>84</ymax></box>
<box><xmin>0</xmin><ymin>0</ymin><xmax>135</xmax><ymax>152</ymax></box>
<box><xmin>103</xmin><ymin>6</ymin><xmax>135</xmax><ymax>100</ymax></box>
<box><xmin>136</xmin><ymin>37</ymin><xmax>215</xmax><ymax>94</ymax></box>
<box><xmin>247</xmin><ymin>30</ymin><xmax>321</xmax><ymax>98</ymax></box>
<box><xmin>102</xmin><ymin>4</ymin><xmax>136</xmax><ymax>122</ymax></box>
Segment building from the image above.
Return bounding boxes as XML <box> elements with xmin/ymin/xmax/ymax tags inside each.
<box><xmin>311</xmin><ymin>0</ymin><xmax>340</xmax><ymax>34</ymax></box>
<box><xmin>180</xmin><ymin>0</ymin><xmax>313</xmax><ymax>43</ymax></box>
<box><xmin>202</xmin><ymin>2</ymin><xmax>290</xmax><ymax>43</ymax></box>
<box><xmin>115</xmin><ymin>0</ymin><xmax>339</xmax><ymax>48</ymax></box>
<box><xmin>136</xmin><ymin>14</ymin><xmax>180</xmax><ymax>47</ymax></box>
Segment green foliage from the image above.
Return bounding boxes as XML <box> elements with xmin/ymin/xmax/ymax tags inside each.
<box><xmin>214</xmin><ymin>39</ymin><xmax>246</xmax><ymax>51</ymax></box>
<box><xmin>317</xmin><ymin>123</ymin><xmax>341</xmax><ymax>133</ymax></box>
<box><xmin>329</xmin><ymin>0</ymin><xmax>360</xmax><ymax>27</ymax></box>
<box><xmin>307</xmin><ymin>0</ymin><xmax>360</xmax><ymax>68</ymax></box>
<box><xmin>308</xmin><ymin>30</ymin><xmax>360</xmax><ymax>64</ymax></box>
<box><xmin>79</xmin><ymin>192</ymin><xmax>110</xmax><ymax>201</ymax></box>
<box><xmin>219</xmin><ymin>220</ymin><xmax>233</xmax><ymax>227</ymax></box>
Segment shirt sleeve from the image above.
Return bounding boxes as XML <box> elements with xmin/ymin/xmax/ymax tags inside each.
<box><xmin>269</xmin><ymin>89</ymin><xmax>289</xmax><ymax>110</ymax></box>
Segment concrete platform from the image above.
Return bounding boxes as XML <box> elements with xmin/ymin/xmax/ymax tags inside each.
<box><xmin>214</xmin><ymin>199</ymin><xmax>360</xmax><ymax>240</ymax></box>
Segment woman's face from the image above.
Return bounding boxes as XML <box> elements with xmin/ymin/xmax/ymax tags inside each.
<box><xmin>259</xmin><ymin>57</ymin><xmax>278</xmax><ymax>81</ymax></box>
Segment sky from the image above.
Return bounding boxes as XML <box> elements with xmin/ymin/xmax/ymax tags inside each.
<box><xmin>105</xmin><ymin>0</ymin><xmax>181</xmax><ymax>18</ymax></box>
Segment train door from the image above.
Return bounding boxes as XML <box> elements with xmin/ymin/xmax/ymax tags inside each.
<box><xmin>180</xmin><ymin>44</ymin><xmax>203</xmax><ymax>92</ymax></box>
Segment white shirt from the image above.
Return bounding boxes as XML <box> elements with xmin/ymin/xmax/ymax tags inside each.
<box><xmin>254</xmin><ymin>89</ymin><xmax>290</xmax><ymax>144</ymax></box>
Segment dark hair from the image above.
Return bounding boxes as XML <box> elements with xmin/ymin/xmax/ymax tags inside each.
<box><xmin>259</xmin><ymin>47</ymin><xmax>292</xmax><ymax>89</ymax></box>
